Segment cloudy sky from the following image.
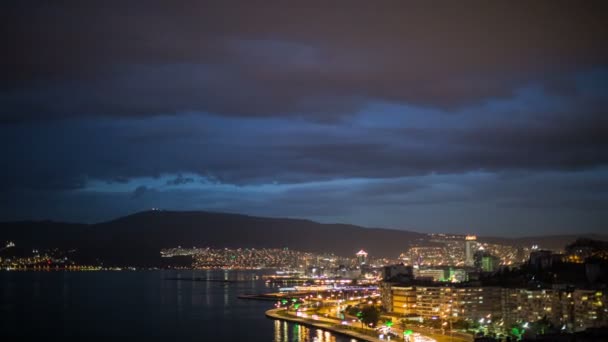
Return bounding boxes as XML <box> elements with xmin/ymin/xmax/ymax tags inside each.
<box><xmin>2</xmin><ymin>1</ymin><xmax>607</xmax><ymax>236</ymax></box>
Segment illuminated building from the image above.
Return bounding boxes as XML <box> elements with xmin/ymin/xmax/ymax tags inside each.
<box><xmin>572</xmin><ymin>290</ymin><xmax>607</xmax><ymax>331</ymax></box>
<box><xmin>474</xmin><ymin>248</ymin><xmax>500</xmax><ymax>273</ymax></box>
<box><xmin>415</xmin><ymin>267</ymin><xmax>449</xmax><ymax>282</ymax></box>
<box><xmin>502</xmin><ymin>288</ymin><xmax>607</xmax><ymax>332</ymax></box>
<box><xmin>408</xmin><ymin>246</ymin><xmax>447</xmax><ymax>266</ymax></box>
<box><xmin>465</xmin><ymin>235</ymin><xmax>477</xmax><ymax>267</ymax></box>
<box><xmin>381</xmin><ymin>283</ymin><xmax>503</xmax><ymax>322</ymax></box>
<box><xmin>414</xmin><ymin>267</ymin><xmax>467</xmax><ymax>283</ymax></box>
<box><xmin>502</xmin><ymin>288</ymin><xmax>555</xmax><ymax>327</ymax></box>
<box><xmin>382</xmin><ymin>282</ymin><xmax>608</xmax><ymax>333</ymax></box>
<box><xmin>381</xmin><ymin>285</ymin><xmax>417</xmax><ymax>316</ymax></box>
<box><xmin>449</xmin><ymin>268</ymin><xmax>468</xmax><ymax>283</ymax></box>
<box><xmin>452</xmin><ymin>287</ymin><xmax>503</xmax><ymax>322</ymax></box>
<box><xmin>565</xmin><ymin>238</ymin><xmax>608</xmax><ymax>263</ymax></box>
<box><xmin>415</xmin><ymin>286</ymin><xmax>450</xmax><ymax>319</ymax></box>
<box><xmin>162</xmin><ymin>246</ymin><xmax>315</xmax><ymax>269</ymax></box>
<box><xmin>356</xmin><ymin>249</ymin><xmax>368</xmax><ymax>266</ymax></box>
<box><xmin>481</xmin><ymin>255</ymin><xmax>500</xmax><ymax>272</ymax></box>
<box><xmin>400</xmin><ymin>235</ymin><xmax>521</xmax><ymax>267</ymax></box>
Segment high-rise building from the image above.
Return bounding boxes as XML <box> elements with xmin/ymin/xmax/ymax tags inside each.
<box><xmin>415</xmin><ymin>267</ymin><xmax>449</xmax><ymax>282</ymax></box>
<box><xmin>465</xmin><ymin>235</ymin><xmax>477</xmax><ymax>267</ymax></box>
<box><xmin>381</xmin><ymin>281</ymin><xmax>608</xmax><ymax>333</ymax></box>
<box><xmin>356</xmin><ymin>249</ymin><xmax>368</xmax><ymax>265</ymax></box>
<box><xmin>381</xmin><ymin>282</ymin><xmax>503</xmax><ymax>322</ymax></box>
<box><xmin>474</xmin><ymin>248</ymin><xmax>500</xmax><ymax>273</ymax></box>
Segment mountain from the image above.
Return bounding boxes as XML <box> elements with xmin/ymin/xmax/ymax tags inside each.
<box><xmin>1</xmin><ymin>210</ymin><xmax>604</xmax><ymax>266</ymax></box>
<box><xmin>0</xmin><ymin>210</ymin><xmax>427</xmax><ymax>265</ymax></box>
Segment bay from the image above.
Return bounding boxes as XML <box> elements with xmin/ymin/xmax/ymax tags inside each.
<box><xmin>0</xmin><ymin>270</ymin><xmax>358</xmax><ymax>341</ymax></box>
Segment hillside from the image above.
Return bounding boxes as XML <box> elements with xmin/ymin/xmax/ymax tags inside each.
<box><xmin>478</xmin><ymin>234</ymin><xmax>608</xmax><ymax>251</ymax></box>
<box><xmin>1</xmin><ymin>210</ymin><xmax>604</xmax><ymax>266</ymax></box>
<box><xmin>0</xmin><ymin>210</ymin><xmax>426</xmax><ymax>265</ymax></box>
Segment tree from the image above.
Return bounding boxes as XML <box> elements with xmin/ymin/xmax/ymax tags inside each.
<box><xmin>531</xmin><ymin>316</ymin><xmax>554</xmax><ymax>335</ymax></box>
<box><xmin>360</xmin><ymin>305</ymin><xmax>381</xmax><ymax>328</ymax></box>
<box><xmin>510</xmin><ymin>324</ymin><xmax>523</xmax><ymax>341</ymax></box>
<box><xmin>345</xmin><ymin>305</ymin><xmax>360</xmax><ymax>316</ymax></box>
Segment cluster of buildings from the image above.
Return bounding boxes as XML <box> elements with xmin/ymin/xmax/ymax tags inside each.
<box><xmin>0</xmin><ymin>243</ymin><xmax>79</xmax><ymax>270</ymax></box>
<box><xmin>161</xmin><ymin>246</ymin><xmax>384</xmax><ymax>277</ymax></box>
<box><xmin>380</xmin><ymin>238</ymin><xmax>608</xmax><ymax>336</ymax></box>
<box><xmin>394</xmin><ymin>235</ymin><xmax>522</xmax><ymax>285</ymax></box>
<box><xmin>382</xmin><ymin>281</ymin><xmax>606</xmax><ymax>333</ymax></box>
<box><xmin>401</xmin><ymin>235</ymin><xmax>525</xmax><ymax>269</ymax></box>
<box><xmin>161</xmin><ymin>247</ymin><xmax>313</xmax><ymax>269</ymax></box>
<box><xmin>161</xmin><ymin>236</ymin><xmax>608</xmax><ymax>337</ymax></box>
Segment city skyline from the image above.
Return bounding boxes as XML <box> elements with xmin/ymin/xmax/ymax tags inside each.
<box><xmin>2</xmin><ymin>2</ymin><xmax>608</xmax><ymax>341</ymax></box>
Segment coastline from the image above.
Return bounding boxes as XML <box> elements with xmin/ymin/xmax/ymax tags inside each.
<box><xmin>265</xmin><ymin>308</ymin><xmax>473</xmax><ymax>342</ymax></box>
<box><xmin>265</xmin><ymin>308</ymin><xmax>382</xmax><ymax>342</ymax></box>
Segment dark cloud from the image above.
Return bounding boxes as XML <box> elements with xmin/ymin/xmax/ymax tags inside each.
<box><xmin>131</xmin><ymin>185</ymin><xmax>150</xmax><ymax>199</ymax></box>
<box><xmin>166</xmin><ymin>174</ymin><xmax>195</xmax><ymax>186</ymax></box>
<box><xmin>1</xmin><ymin>102</ymin><xmax>606</xmax><ymax>193</ymax></box>
<box><xmin>1</xmin><ymin>170</ymin><xmax>605</xmax><ymax>235</ymax></box>
<box><xmin>1</xmin><ymin>1</ymin><xmax>607</xmax><ymax>235</ymax></box>
<box><xmin>281</xmin><ymin>112</ymin><xmax>608</xmax><ymax>180</ymax></box>
<box><xmin>352</xmin><ymin>180</ymin><xmax>427</xmax><ymax>198</ymax></box>
<box><xmin>2</xmin><ymin>1</ymin><xmax>608</xmax><ymax>122</ymax></box>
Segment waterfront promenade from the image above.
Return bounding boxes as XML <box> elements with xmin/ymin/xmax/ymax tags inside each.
<box><xmin>266</xmin><ymin>308</ymin><xmax>383</xmax><ymax>342</ymax></box>
<box><xmin>266</xmin><ymin>308</ymin><xmax>473</xmax><ymax>342</ymax></box>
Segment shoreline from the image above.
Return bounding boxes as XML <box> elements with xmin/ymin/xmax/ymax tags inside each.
<box><xmin>265</xmin><ymin>308</ymin><xmax>473</xmax><ymax>342</ymax></box>
<box><xmin>265</xmin><ymin>308</ymin><xmax>382</xmax><ymax>342</ymax></box>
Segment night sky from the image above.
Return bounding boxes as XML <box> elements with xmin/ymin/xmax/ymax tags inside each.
<box><xmin>2</xmin><ymin>1</ymin><xmax>607</xmax><ymax>236</ymax></box>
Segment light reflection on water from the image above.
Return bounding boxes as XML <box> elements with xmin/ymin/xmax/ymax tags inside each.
<box><xmin>273</xmin><ymin>319</ymin><xmax>351</xmax><ymax>342</ymax></box>
<box><xmin>0</xmin><ymin>270</ymin><xmax>358</xmax><ymax>341</ymax></box>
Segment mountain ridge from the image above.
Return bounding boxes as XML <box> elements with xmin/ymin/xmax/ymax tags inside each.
<box><xmin>1</xmin><ymin>210</ymin><xmax>605</xmax><ymax>266</ymax></box>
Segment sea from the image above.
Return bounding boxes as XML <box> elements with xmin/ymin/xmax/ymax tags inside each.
<box><xmin>0</xmin><ymin>270</ymin><xmax>357</xmax><ymax>341</ymax></box>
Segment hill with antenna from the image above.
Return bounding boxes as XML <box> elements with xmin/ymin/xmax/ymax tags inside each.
<box><xmin>0</xmin><ymin>210</ymin><xmax>427</xmax><ymax>265</ymax></box>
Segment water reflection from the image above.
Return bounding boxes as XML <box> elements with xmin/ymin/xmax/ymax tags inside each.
<box><xmin>275</xmin><ymin>320</ymin><xmax>281</xmax><ymax>341</ymax></box>
<box><xmin>176</xmin><ymin>270</ymin><xmax>182</xmax><ymax>316</ymax></box>
<box><xmin>0</xmin><ymin>270</ymin><xmax>357</xmax><ymax>341</ymax></box>
<box><xmin>272</xmin><ymin>320</ymin><xmax>347</xmax><ymax>342</ymax></box>
<box><xmin>62</xmin><ymin>273</ymin><xmax>69</xmax><ymax>310</ymax></box>
<box><xmin>205</xmin><ymin>269</ymin><xmax>211</xmax><ymax>306</ymax></box>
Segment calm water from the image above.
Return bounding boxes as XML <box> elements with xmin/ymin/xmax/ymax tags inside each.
<box><xmin>0</xmin><ymin>270</ymin><xmax>357</xmax><ymax>341</ymax></box>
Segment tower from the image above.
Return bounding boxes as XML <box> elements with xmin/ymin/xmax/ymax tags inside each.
<box><xmin>356</xmin><ymin>249</ymin><xmax>368</xmax><ymax>266</ymax></box>
<box><xmin>465</xmin><ymin>235</ymin><xmax>477</xmax><ymax>267</ymax></box>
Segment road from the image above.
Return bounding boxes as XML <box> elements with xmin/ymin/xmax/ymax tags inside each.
<box><xmin>273</xmin><ymin>308</ymin><xmax>472</xmax><ymax>342</ymax></box>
